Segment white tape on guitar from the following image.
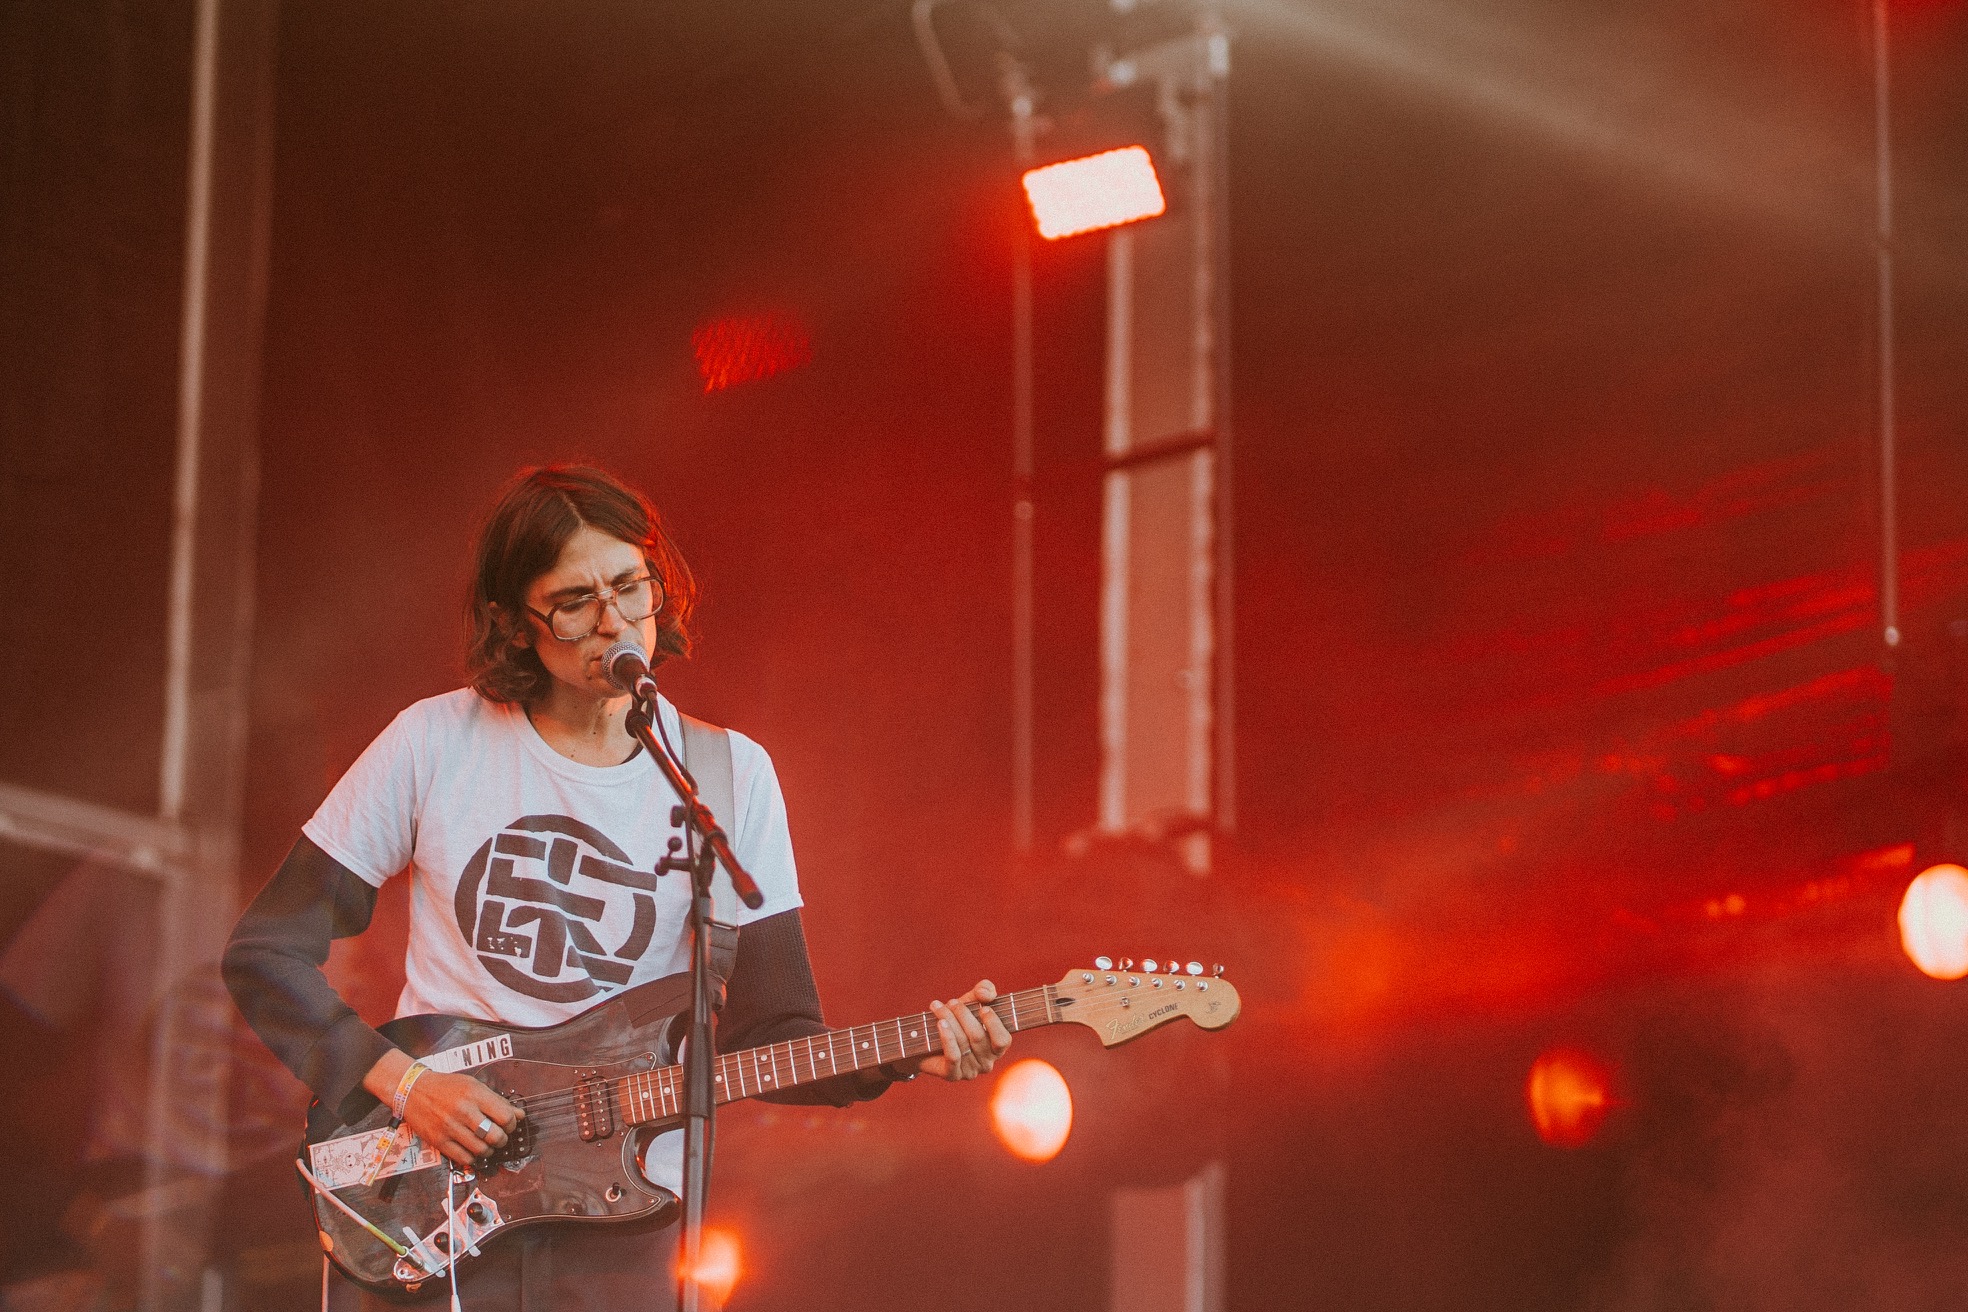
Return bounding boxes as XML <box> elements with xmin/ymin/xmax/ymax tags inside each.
<box><xmin>307</xmin><ymin>1034</ymin><xmax>516</xmax><ymax>1190</ymax></box>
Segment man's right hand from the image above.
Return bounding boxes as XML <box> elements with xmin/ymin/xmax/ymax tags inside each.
<box><xmin>402</xmin><ymin>1069</ymin><xmax>524</xmax><ymax>1167</ymax></box>
<box><xmin>363</xmin><ymin>1049</ymin><xmax>524</xmax><ymax>1168</ymax></box>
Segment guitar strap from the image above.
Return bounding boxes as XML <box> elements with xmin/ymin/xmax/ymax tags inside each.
<box><xmin>678</xmin><ymin>712</ymin><xmax>742</xmax><ymax>991</ymax></box>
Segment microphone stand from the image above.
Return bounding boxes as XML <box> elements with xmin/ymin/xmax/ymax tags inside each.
<box><xmin>622</xmin><ymin>690</ymin><xmax>762</xmax><ymax>1312</ymax></box>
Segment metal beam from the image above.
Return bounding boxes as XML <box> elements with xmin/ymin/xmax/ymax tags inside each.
<box><xmin>0</xmin><ymin>781</ymin><xmax>193</xmax><ymax>883</ymax></box>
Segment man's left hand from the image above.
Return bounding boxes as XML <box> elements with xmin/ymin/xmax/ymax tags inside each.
<box><xmin>912</xmin><ymin>979</ymin><xmax>1013</xmax><ymax>1082</ymax></box>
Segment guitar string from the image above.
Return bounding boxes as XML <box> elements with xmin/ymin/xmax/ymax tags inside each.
<box><xmin>428</xmin><ymin>991</ymin><xmax>1050</xmax><ymax>1123</ymax></box>
<box><xmin>417</xmin><ymin>984</ymin><xmax>1198</xmax><ymax>1134</ymax></box>
<box><xmin>340</xmin><ymin>991</ymin><xmax>1055</xmax><ymax>1175</ymax></box>
<box><xmin>438</xmin><ymin>1006</ymin><xmax>1032</xmax><ymax>1135</ymax></box>
<box><xmin>339</xmin><ymin>983</ymin><xmax>1228</xmax><ymax>1178</ymax></box>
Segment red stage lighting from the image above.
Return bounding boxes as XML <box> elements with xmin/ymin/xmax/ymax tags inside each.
<box><xmin>1526</xmin><ymin>1049</ymin><xmax>1613</xmax><ymax>1148</ymax></box>
<box><xmin>679</xmin><ymin>1227</ymin><xmax>742</xmax><ymax>1307</ymax></box>
<box><xmin>1899</xmin><ymin>864</ymin><xmax>1968</xmax><ymax>980</ymax></box>
<box><xmin>990</xmin><ymin>1058</ymin><xmax>1073</xmax><ymax>1162</ymax></box>
<box><xmin>692</xmin><ymin>311</ymin><xmax>812</xmax><ymax>392</ymax></box>
<box><xmin>1021</xmin><ymin>147</ymin><xmax>1167</xmax><ymax>241</ymax></box>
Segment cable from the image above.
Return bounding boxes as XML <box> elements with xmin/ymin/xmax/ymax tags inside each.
<box><xmin>294</xmin><ymin>1158</ymin><xmax>411</xmax><ymax>1257</ymax></box>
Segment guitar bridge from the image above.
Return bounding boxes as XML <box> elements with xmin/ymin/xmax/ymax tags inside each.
<box><xmin>392</xmin><ymin>1186</ymin><xmax>502</xmax><ymax>1284</ymax></box>
<box><xmin>575</xmin><ymin>1069</ymin><xmax>615</xmax><ymax>1142</ymax></box>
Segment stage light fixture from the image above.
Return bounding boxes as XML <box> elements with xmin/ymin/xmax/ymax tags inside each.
<box><xmin>1526</xmin><ymin>1049</ymin><xmax>1613</xmax><ymax>1149</ymax></box>
<box><xmin>680</xmin><ymin>1227</ymin><xmax>742</xmax><ymax>1306</ymax></box>
<box><xmin>1899</xmin><ymin>863</ymin><xmax>1968</xmax><ymax>980</ymax></box>
<box><xmin>1021</xmin><ymin>146</ymin><xmax>1167</xmax><ymax>240</ymax></box>
<box><xmin>990</xmin><ymin>1058</ymin><xmax>1073</xmax><ymax>1162</ymax></box>
<box><xmin>692</xmin><ymin>311</ymin><xmax>812</xmax><ymax>392</ymax></box>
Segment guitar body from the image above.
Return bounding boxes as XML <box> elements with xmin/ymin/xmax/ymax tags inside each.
<box><xmin>302</xmin><ymin>974</ymin><xmax>692</xmax><ymax>1298</ymax></box>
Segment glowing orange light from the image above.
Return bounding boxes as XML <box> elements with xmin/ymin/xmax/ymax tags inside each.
<box><xmin>1899</xmin><ymin>864</ymin><xmax>1968</xmax><ymax>980</ymax></box>
<box><xmin>692</xmin><ymin>311</ymin><xmax>812</xmax><ymax>392</ymax></box>
<box><xmin>680</xmin><ymin>1228</ymin><xmax>742</xmax><ymax>1306</ymax></box>
<box><xmin>990</xmin><ymin>1058</ymin><xmax>1073</xmax><ymax>1162</ymax></box>
<box><xmin>1021</xmin><ymin>147</ymin><xmax>1166</xmax><ymax>240</ymax></box>
<box><xmin>1526</xmin><ymin>1049</ymin><xmax>1613</xmax><ymax>1149</ymax></box>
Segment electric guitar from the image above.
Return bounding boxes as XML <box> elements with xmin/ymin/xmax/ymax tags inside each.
<box><xmin>298</xmin><ymin>960</ymin><xmax>1240</xmax><ymax>1297</ymax></box>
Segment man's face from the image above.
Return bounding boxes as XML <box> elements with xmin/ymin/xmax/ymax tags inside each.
<box><xmin>516</xmin><ymin>524</ymin><xmax>659</xmax><ymax>700</ymax></box>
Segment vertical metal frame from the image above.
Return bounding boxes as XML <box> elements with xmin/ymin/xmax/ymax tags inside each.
<box><xmin>141</xmin><ymin>0</ymin><xmax>275</xmax><ymax>1303</ymax></box>
<box><xmin>1095</xmin><ymin>17</ymin><xmax>1232</xmax><ymax>871</ymax></box>
<box><xmin>0</xmin><ymin>0</ymin><xmax>275</xmax><ymax>1305</ymax></box>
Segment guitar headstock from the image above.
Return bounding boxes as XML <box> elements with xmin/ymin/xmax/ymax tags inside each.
<box><xmin>1050</xmin><ymin>960</ymin><xmax>1241</xmax><ymax>1047</ymax></box>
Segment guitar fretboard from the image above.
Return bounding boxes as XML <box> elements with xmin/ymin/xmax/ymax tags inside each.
<box><xmin>612</xmin><ymin>986</ymin><xmax>1056</xmax><ymax>1127</ymax></box>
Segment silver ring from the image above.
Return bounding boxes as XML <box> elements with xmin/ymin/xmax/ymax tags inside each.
<box><xmin>477</xmin><ymin>1117</ymin><xmax>495</xmax><ymax>1136</ymax></box>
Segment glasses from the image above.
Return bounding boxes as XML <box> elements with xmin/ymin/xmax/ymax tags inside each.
<box><xmin>525</xmin><ymin>574</ymin><xmax>664</xmax><ymax>641</ymax></box>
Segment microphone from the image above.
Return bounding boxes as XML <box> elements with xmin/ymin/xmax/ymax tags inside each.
<box><xmin>604</xmin><ymin>635</ymin><xmax>765</xmax><ymax>910</ymax></box>
<box><xmin>601</xmin><ymin>637</ymin><xmax>659</xmax><ymax>702</ymax></box>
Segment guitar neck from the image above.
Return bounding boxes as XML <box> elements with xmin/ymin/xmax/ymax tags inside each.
<box><xmin>611</xmin><ymin>985</ymin><xmax>1058</xmax><ymax>1127</ymax></box>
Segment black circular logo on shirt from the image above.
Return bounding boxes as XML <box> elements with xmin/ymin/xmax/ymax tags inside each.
<box><xmin>453</xmin><ymin>815</ymin><xmax>660</xmax><ymax>1003</ymax></box>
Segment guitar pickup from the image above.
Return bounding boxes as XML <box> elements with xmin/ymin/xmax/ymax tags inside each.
<box><xmin>477</xmin><ymin>1094</ymin><xmax>535</xmax><ymax>1171</ymax></box>
<box><xmin>504</xmin><ymin>1095</ymin><xmax>535</xmax><ymax>1159</ymax></box>
<box><xmin>391</xmin><ymin>1187</ymin><xmax>502</xmax><ymax>1283</ymax></box>
<box><xmin>574</xmin><ymin>1069</ymin><xmax>615</xmax><ymax>1142</ymax></box>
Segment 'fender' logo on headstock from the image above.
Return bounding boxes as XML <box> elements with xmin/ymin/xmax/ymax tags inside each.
<box><xmin>1107</xmin><ymin>1001</ymin><xmax>1180</xmax><ymax>1040</ymax></box>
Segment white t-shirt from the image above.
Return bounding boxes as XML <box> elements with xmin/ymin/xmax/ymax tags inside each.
<box><xmin>303</xmin><ymin>688</ymin><xmax>802</xmax><ymax>1030</ymax></box>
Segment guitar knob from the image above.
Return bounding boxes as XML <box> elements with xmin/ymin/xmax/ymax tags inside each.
<box><xmin>1186</xmin><ymin>962</ymin><xmax>1204</xmax><ymax>976</ymax></box>
<box><xmin>1142</xmin><ymin>959</ymin><xmax>1159</xmax><ymax>974</ymax></box>
<box><xmin>1094</xmin><ymin>956</ymin><xmax>1113</xmax><ymax>971</ymax></box>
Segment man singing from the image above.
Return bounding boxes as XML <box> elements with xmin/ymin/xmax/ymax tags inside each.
<box><xmin>223</xmin><ymin>464</ymin><xmax>1010</xmax><ymax>1310</ymax></box>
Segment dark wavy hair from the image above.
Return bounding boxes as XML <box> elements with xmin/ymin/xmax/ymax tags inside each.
<box><xmin>465</xmin><ymin>465</ymin><xmax>697</xmax><ymax>704</ymax></box>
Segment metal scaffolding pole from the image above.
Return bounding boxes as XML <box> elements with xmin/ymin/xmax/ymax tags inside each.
<box><xmin>145</xmin><ymin>0</ymin><xmax>276</xmax><ymax>1304</ymax></box>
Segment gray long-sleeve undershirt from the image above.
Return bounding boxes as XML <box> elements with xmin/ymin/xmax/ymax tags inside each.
<box><xmin>222</xmin><ymin>835</ymin><xmax>889</xmax><ymax>1125</ymax></box>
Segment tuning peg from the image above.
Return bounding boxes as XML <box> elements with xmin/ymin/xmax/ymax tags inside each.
<box><xmin>1094</xmin><ymin>956</ymin><xmax>1113</xmax><ymax>971</ymax></box>
<box><xmin>1119</xmin><ymin>958</ymin><xmax>1134</xmax><ymax>971</ymax></box>
<box><xmin>1186</xmin><ymin>961</ymin><xmax>1203</xmax><ymax>976</ymax></box>
<box><xmin>1141</xmin><ymin>958</ymin><xmax>1159</xmax><ymax>974</ymax></box>
<box><xmin>1211</xmin><ymin>964</ymin><xmax>1225</xmax><ymax>977</ymax></box>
